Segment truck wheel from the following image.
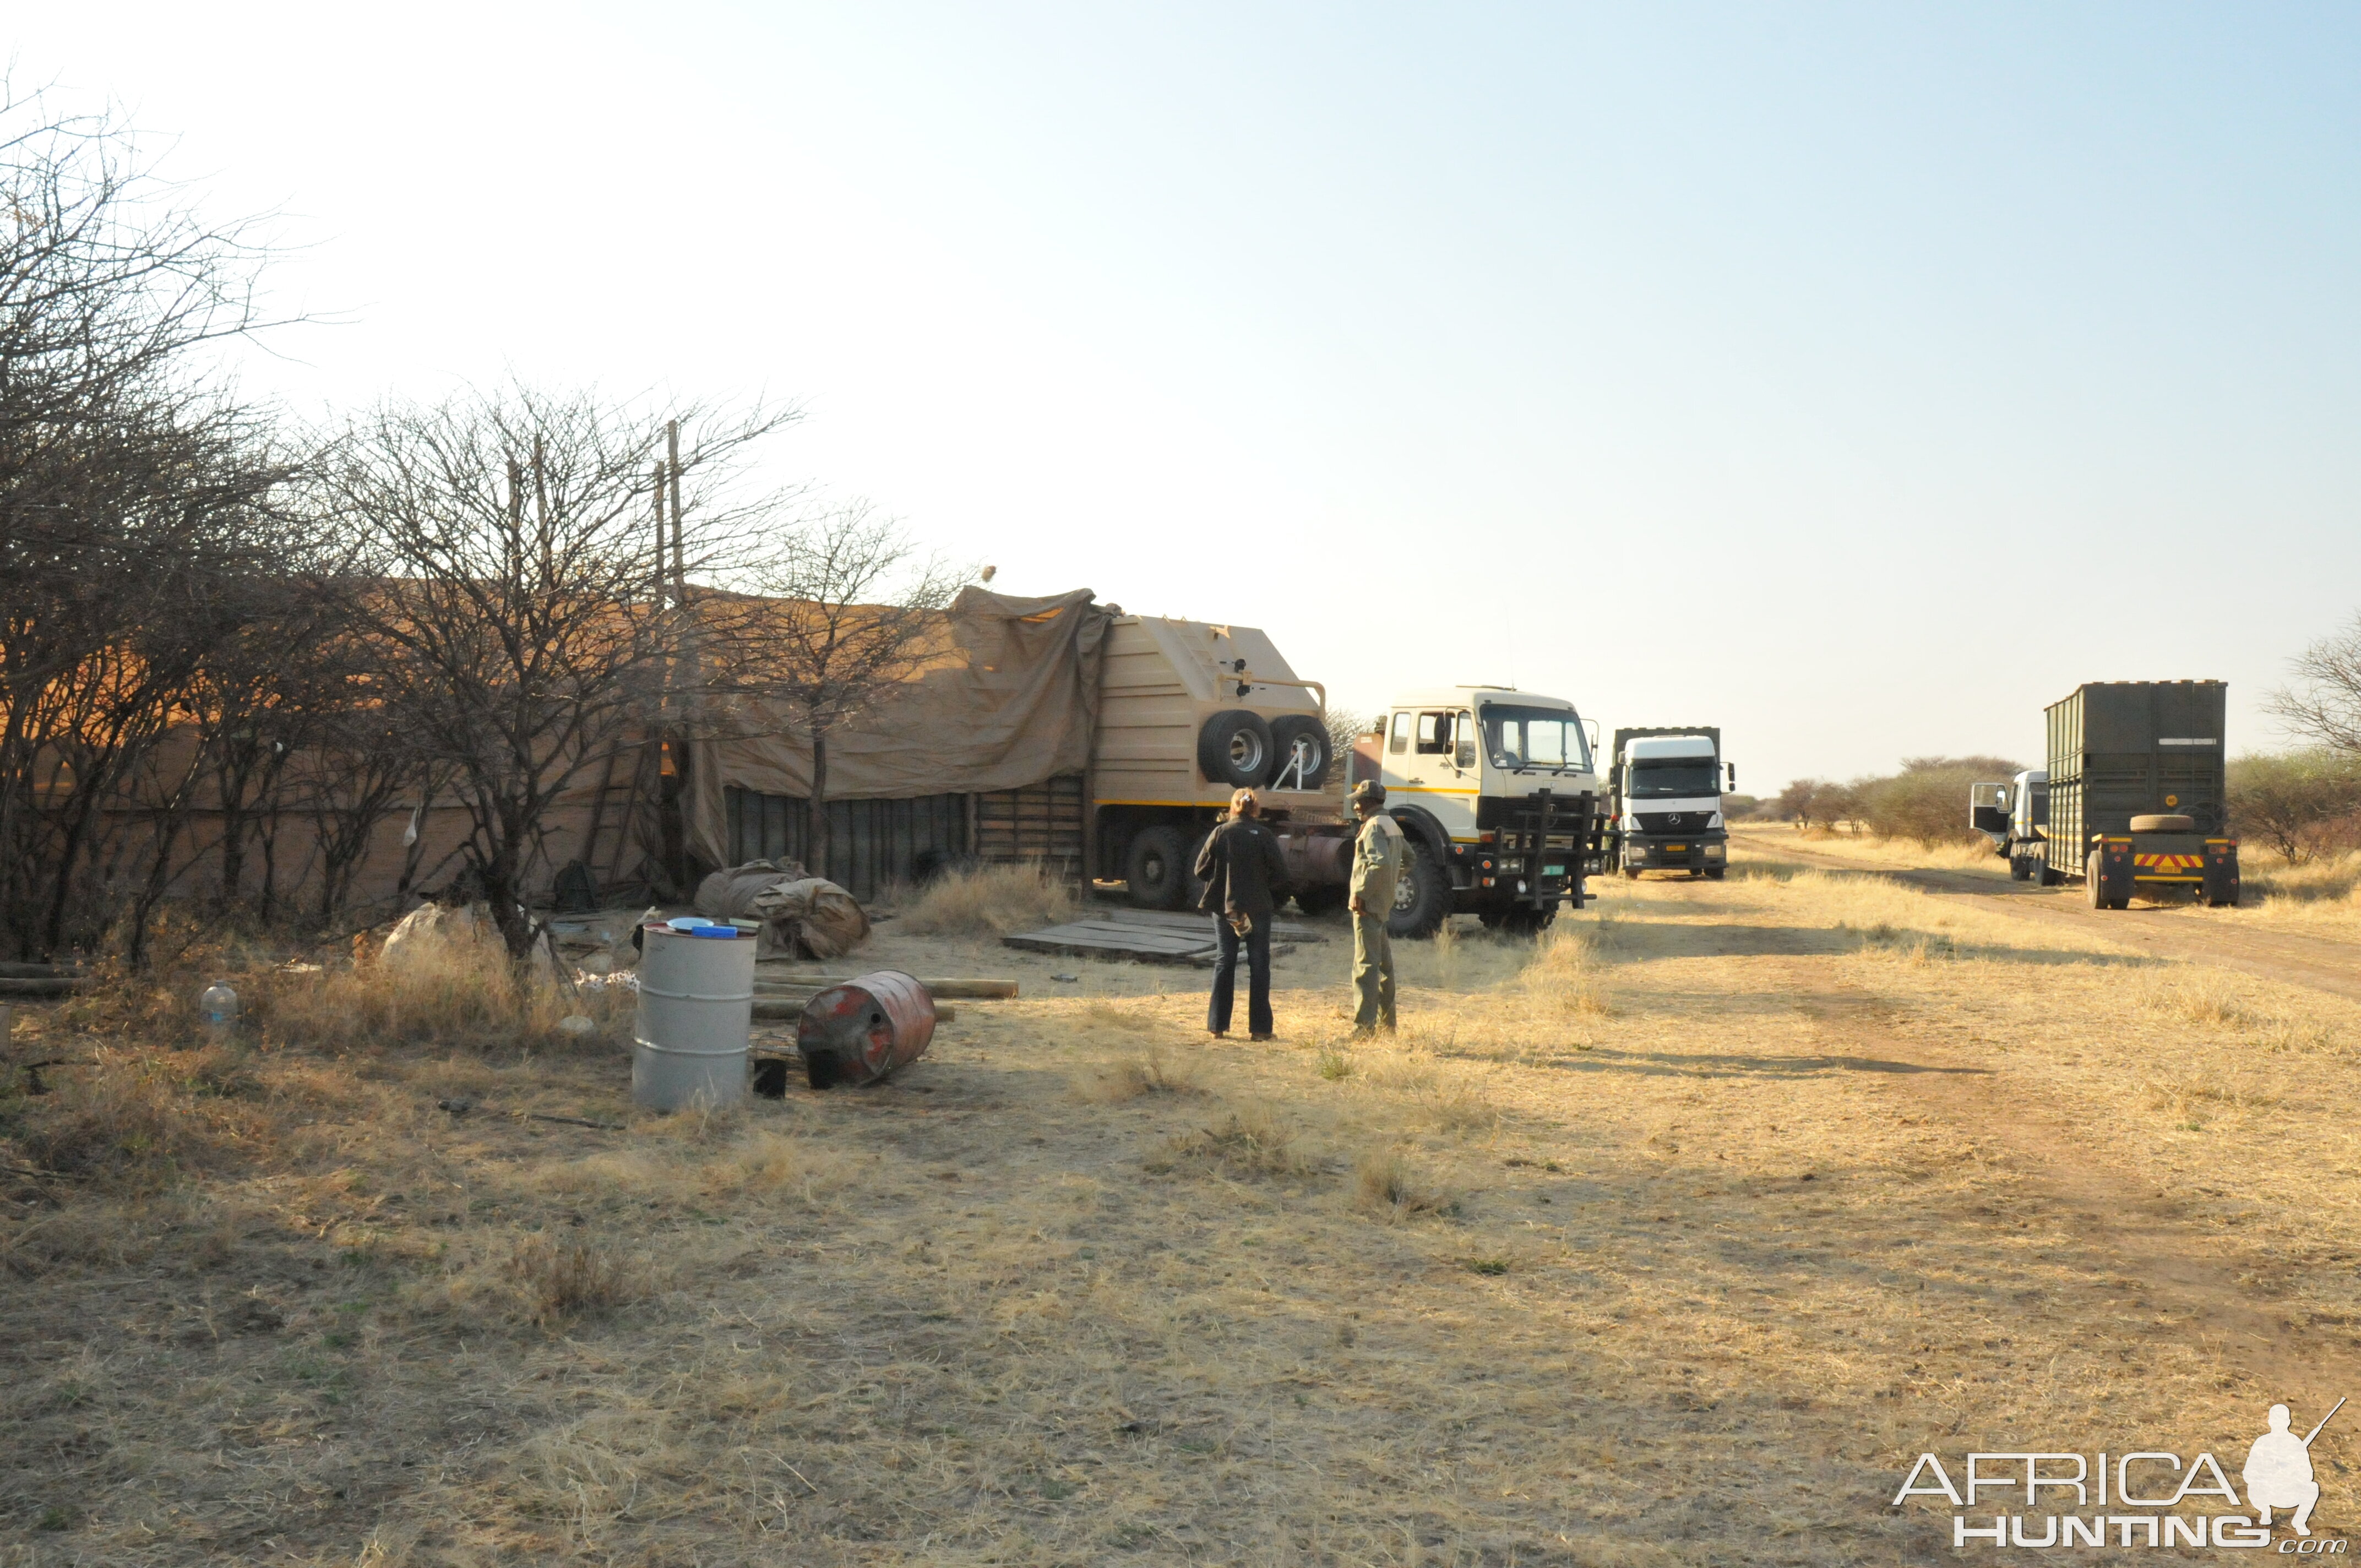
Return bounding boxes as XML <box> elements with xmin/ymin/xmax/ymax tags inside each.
<box><xmin>1124</xmin><ymin>825</ymin><xmax>1196</xmax><ymax>910</ymax></box>
<box><xmin>1622</xmin><ymin>864</ymin><xmax>1642</xmax><ymax>880</ymax></box>
<box><xmin>1293</xmin><ymin>884</ymin><xmax>1346</xmax><ymax>917</ymax></box>
<box><xmin>2036</xmin><ymin>860</ymin><xmax>2061</xmax><ymax>887</ymax></box>
<box><xmin>1386</xmin><ymin>841</ymin><xmax>1450</xmax><ymax>940</ymax></box>
<box><xmin>1196</xmin><ymin>711</ymin><xmax>1274</xmax><ymax>789</ymax></box>
<box><xmin>2086</xmin><ymin>852</ymin><xmax>2105</xmax><ymax>910</ymax></box>
<box><xmin>1265</xmin><ymin>715</ymin><xmax>1330</xmax><ymax>791</ymax></box>
<box><xmin>1703</xmin><ymin>866</ymin><xmax>1726</xmax><ymax>881</ymax></box>
<box><xmin>1497</xmin><ymin>904</ymin><xmax>1554</xmax><ymax>935</ymax></box>
<box><xmin>2008</xmin><ymin>854</ymin><xmax>2033</xmax><ymax>883</ymax></box>
<box><xmin>2130</xmin><ymin>813</ymin><xmax>2195</xmax><ymax>833</ymax></box>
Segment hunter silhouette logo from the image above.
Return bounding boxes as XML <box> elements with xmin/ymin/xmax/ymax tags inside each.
<box><xmin>1894</xmin><ymin>1397</ymin><xmax>2346</xmax><ymax>1550</ymax></box>
<box><xmin>2248</xmin><ymin>1399</ymin><xmax>2342</xmax><ymax>1538</ymax></box>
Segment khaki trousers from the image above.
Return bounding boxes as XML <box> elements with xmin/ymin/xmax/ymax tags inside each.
<box><xmin>1351</xmin><ymin>912</ymin><xmax>1396</xmax><ymax>1031</ymax></box>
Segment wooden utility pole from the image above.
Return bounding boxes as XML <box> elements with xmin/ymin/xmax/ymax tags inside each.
<box><xmin>666</xmin><ymin>420</ymin><xmax>686</xmax><ymax>602</ymax></box>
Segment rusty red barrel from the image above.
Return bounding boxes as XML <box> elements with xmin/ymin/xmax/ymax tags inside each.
<box><xmin>796</xmin><ymin>970</ymin><xmax>937</xmax><ymax>1088</ymax></box>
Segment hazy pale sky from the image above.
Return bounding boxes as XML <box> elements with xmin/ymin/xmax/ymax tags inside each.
<box><xmin>19</xmin><ymin>3</ymin><xmax>2361</xmax><ymax>791</ymax></box>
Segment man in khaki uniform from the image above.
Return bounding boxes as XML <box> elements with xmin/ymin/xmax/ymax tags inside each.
<box><xmin>1348</xmin><ymin>780</ymin><xmax>1405</xmax><ymax>1036</ymax></box>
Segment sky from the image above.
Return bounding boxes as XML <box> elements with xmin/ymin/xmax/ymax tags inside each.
<box><xmin>17</xmin><ymin>2</ymin><xmax>2361</xmax><ymax>792</ymax></box>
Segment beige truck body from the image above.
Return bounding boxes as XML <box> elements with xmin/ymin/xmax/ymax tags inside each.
<box><xmin>1096</xmin><ymin>616</ymin><xmax>1340</xmax><ymax>818</ymax></box>
<box><xmin>1091</xmin><ymin>615</ymin><xmax>1346</xmax><ymax>908</ymax></box>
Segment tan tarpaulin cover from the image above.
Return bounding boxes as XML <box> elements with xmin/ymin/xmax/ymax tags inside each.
<box><xmin>684</xmin><ymin>587</ymin><xmax>1109</xmax><ymax>868</ymax></box>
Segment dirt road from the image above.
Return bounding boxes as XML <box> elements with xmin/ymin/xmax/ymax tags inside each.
<box><xmin>1738</xmin><ymin>827</ymin><xmax>2361</xmax><ymax>1006</ymax></box>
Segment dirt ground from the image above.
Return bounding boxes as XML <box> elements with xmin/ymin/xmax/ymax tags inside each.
<box><xmin>6</xmin><ymin>837</ymin><xmax>2361</xmax><ymax>1565</ymax></box>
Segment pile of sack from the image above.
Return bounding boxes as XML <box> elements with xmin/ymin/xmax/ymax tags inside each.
<box><xmin>378</xmin><ymin>901</ymin><xmax>558</xmax><ymax>978</ymax></box>
<box><xmin>692</xmin><ymin>861</ymin><xmax>871</xmax><ymax>959</ymax></box>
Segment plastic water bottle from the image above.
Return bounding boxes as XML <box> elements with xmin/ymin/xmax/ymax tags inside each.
<box><xmin>199</xmin><ymin>982</ymin><xmax>240</xmax><ymax>1038</ymax></box>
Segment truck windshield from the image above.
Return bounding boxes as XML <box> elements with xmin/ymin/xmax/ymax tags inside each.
<box><xmin>1629</xmin><ymin>761</ymin><xmax>1718</xmax><ymax>798</ymax></box>
<box><xmin>1481</xmin><ymin>706</ymin><xmax>1590</xmax><ymax>772</ymax></box>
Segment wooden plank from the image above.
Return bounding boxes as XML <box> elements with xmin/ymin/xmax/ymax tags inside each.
<box><xmin>1089</xmin><ymin>907</ymin><xmax>1326</xmax><ymax>943</ymax></box>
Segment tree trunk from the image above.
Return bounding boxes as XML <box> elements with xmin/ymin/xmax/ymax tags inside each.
<box><xmin>809</xmin><ymin>722</ymin><xmax>830</xmax><ymax>881</ymax></box>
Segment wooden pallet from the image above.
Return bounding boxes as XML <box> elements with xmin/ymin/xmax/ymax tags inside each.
<box><xmin>1002</xmin><ymin>907</ymin><xmax>1316</xmax><ymax>966</ymax></box>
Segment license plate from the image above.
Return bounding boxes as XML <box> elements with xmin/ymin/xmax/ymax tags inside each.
<box><xmin>1542</xmin><ymin>864</ymin><xmax>1564</xmax><ymax>875</ymax></box>
<box><xmin>1663</xmin><ymin>844</ymin><xmax>1687</xmax><ymax>852</ymax></box>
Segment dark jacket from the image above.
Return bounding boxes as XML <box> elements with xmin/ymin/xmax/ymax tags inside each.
<box><xmin>1194</xmin><ymin>815</ymin><xmax>1289</xmax><ymax>919</ymax></box>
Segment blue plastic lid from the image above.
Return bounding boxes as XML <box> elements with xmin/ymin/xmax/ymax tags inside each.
<box><xmin>665</xmin><ymin>917</ymin><xmax>715</xmax><ymax>932</ymax></box>
<box><xmin>687</xmin><ymin>925</ymin><xmax>739</xmax><ymax>939</ymax></box>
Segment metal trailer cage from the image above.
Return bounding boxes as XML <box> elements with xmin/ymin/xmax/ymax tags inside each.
<box><xmin>2043</xmin><ymin>681</ymin><xmax>2238</xmax><ymax>905</ymax></box>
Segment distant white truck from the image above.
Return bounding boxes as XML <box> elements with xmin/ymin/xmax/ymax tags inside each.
<box><xmin>1607</xmin><ymin>728</ymin><xmax>1734</xmax><ymax>880</ymax></box>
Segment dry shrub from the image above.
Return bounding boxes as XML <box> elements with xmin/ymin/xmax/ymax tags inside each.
<box><xmin>1315</xmin><ymin>1045</ymin><xmax>1357</xmax><ymax>1080</ymax></box>
<box><xmin>464</xmin><ymin>1234</ymin><xmax>647</xmax><ymax>1328</ymax></box>
<box><xmin>1359</xmin><ymin>1049</ymin><xmax>1499</xmax><ymax>1133</ymax></box>
<box><xmin>1353</xmin><ymin>1147</ymin><xmax>1456</xmax><ymax>1219</ymax></box>
<box><xmin>259</xmin><ymin>937</ymin><xmax>605</xmax><ymax>1054</ymax></box>
<box><xmin>897</xmin><ymin>859</ymin><xmax>1078</xmax><ymax>937</ymax></box>
<box><xmin>1519</xmin><ymin>925</ymin><xmax>1613</xmax><ymax>1020</ymax></box>
<box><xmin>2</xmin><ymin>1048</ymin><xmax>249</xmax><ymax>1191</ymax></box>
<box><xmin>1156</xmin><ymin>1102</ymin><xmax>1317</xmax><ymax>1178</ymax></box>
<box><xmin>2143</xmin><ymin>1073</ymin><xmax>2277</xmax><ymax>1128</ymax></box>
<box><xmin>2142</xmin><ymin>970</ymin><xmax>2255</xmax><ymax>1030</ymax></box>
<box><xmin>1079</xmin><ymin>1048</ymin><xmax>1195</xmax><ymax>1102</ymax></box>
<box><xmin>521</xmin><ymin>1236</ymin><xmax>641</xmax><ymax>1325</ymax></box>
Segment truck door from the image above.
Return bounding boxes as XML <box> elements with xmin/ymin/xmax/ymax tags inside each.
<box><xmin>1970</xmin><ymin>782</ymin><xmax>2010</xmax><ymax>837</ymax></box>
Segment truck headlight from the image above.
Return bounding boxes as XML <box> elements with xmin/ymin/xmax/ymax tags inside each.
<box><xmin>1707</xmin><ymin>812</ymin><xmax>1723</xmax><ymax>829</ymax></box>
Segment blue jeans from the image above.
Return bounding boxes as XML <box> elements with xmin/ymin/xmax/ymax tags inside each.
<box><xmin>1207</xmin><ymin>916</ymin><xmax>1273</xmax><ymax>1037</ymax></box>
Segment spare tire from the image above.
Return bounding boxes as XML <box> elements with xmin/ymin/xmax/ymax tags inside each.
<box><xmin>1265</xmin><ymin>715</ymin><xmax>1331</xmax><ymax>791</ymax></box>
<box><xmin>1198</xmin><ymin>710</ymin><xmax>1274</xmax><ymax>788</ymax></box>
<box><xmin>2130</xmin><ymin>813</ymin><xmax>2196</xmax><ymax>832</ymax></box>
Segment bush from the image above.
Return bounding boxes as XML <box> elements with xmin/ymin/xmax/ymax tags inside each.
<box><xmin>1772</xmin><ymin>777</ymin><xmax>1858</xmax><ymax>830</ymax></box>
<box><xmin>896</xmin><ymin>860</ymin><xmax>1077</xmax><ymax>937</ymax></box>
<box><xmin>1850</xmin><ymin>756</ymin><xmax>2024</xmax><ymax>846</ymax></box>
<box><xmin>2228</xmin><ymin>750</ymin><xmax>2361</xmax><ymax>862</ymax></box>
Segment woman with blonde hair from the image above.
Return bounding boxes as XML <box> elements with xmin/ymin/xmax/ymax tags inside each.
<box><xmin>1193</xmin><ymin>787</ymin><xmax>1290</xmax><ymax>1040</ymax></box>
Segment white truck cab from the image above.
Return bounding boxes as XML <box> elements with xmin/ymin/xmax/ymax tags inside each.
<box><xmin>1354</xmin><ymin>687</ymin><xmax>1604</xmax><ymax>934</ymax></box>
<box><xmin>1970</xmin><ymin>768</ymin><xmax>2053</xmax><ymax>883</ymax></box>
<box><xmin>1608</xmin><ymin>728</ymin><xmax>1733</xmax><ymax>879</ymax></box>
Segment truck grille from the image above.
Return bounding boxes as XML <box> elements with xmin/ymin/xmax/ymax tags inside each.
<box><xmin>1635</xmin><ymin>811</ymin><xmax>1711</xmax><ymax>834</ymax></box>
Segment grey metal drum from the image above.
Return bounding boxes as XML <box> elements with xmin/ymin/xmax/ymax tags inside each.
<box><xmin>633</xmin><ymin>925</ymin><xmax>755</xmax><ymax>1110</ymax></box>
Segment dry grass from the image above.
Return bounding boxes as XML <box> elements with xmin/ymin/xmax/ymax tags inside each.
<box><xmin>1077</xmin><ymin>1046</ymin><xmax>1196</xmax><ymax>1102</ymax></box>
<box><xmin>894</xmin><ymin>858</ymin><xmax>1078</xmax><ymax>937</ymax></box>
<box><xmin>1154</xmin><ymin>1101</ymin><xmax>1319</xmax><ymax>1178</ymax></box>
<box><xmin>1351</xmin><ymin>1146</ymin><xmax>1457</xmax><ymax>1218</ymax></box>
<box><xmin>10</xmin><ymin>864</ymin><xmax>2361</xmax><ymax>1563</ymax></box>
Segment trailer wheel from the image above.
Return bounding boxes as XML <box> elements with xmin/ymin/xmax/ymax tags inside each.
<box><xmin>1293</xmin><ymin>884</ymin><xmax>1346</xmax><ymax>917</ymax></box>
<box><xmin>2036</xmin><ymin>861</ymin><xmax>2061</xmax><ymax>887</ymax></box>
<box><xmin>1124</xmin><ymin>824</ymin><xmax>1196</xmax><ymax>910</ymax></box>
<box><xmin>2008</xmin><ymin>854</ymin><xmax>2034</xmax><ymax>883</ymax></box>
<box><xmin>2130</xmin><ymin>813</ymin><xmax>2195</xmax><ymax>833</ymax></box>
<box><xmin>1386</xmin><ymin>841</ymin><xmax>1451</xmax><ymax>940</ymax></box>
<box><xmin>1197</xmin><ymin>711</ymin><xmax>1275</xmax><ymax>788</ymax></box>
<box><xmin>2086</xmin><ymin>851</ymin><xmax>2129</xmax><ymax>910</ymax></box>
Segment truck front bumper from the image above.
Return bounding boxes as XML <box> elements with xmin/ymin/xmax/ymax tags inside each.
<box><xmin>1624</xmin><ymin>835</ymin><xmax>1728</xmax><ymax>870</ymax></box>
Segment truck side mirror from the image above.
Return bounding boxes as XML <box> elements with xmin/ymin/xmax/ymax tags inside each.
<box><xmin>1726</xmin><ymin>762</ymin><xmax>1736</xmax><ymax>788</ymax></box>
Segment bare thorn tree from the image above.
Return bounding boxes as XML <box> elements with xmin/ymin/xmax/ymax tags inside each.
<box><xmin>723</xmin><ymin>504</ymin><xmax>968</xmax><ymax>882</ymax></box>
<box><xmin>2272</xmin><ymin>616</ymin><xmax>2361</xmax><ymax>758</ymax></box>
<box><xmin>323</xmin><ymin>383</ymin><xmax>795</xmax><ymax>960</ymax></box>
<box><xmin>0</xmin><ymin>81</ymin><xmax>308</xmax><ymax>956</ymax></box>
